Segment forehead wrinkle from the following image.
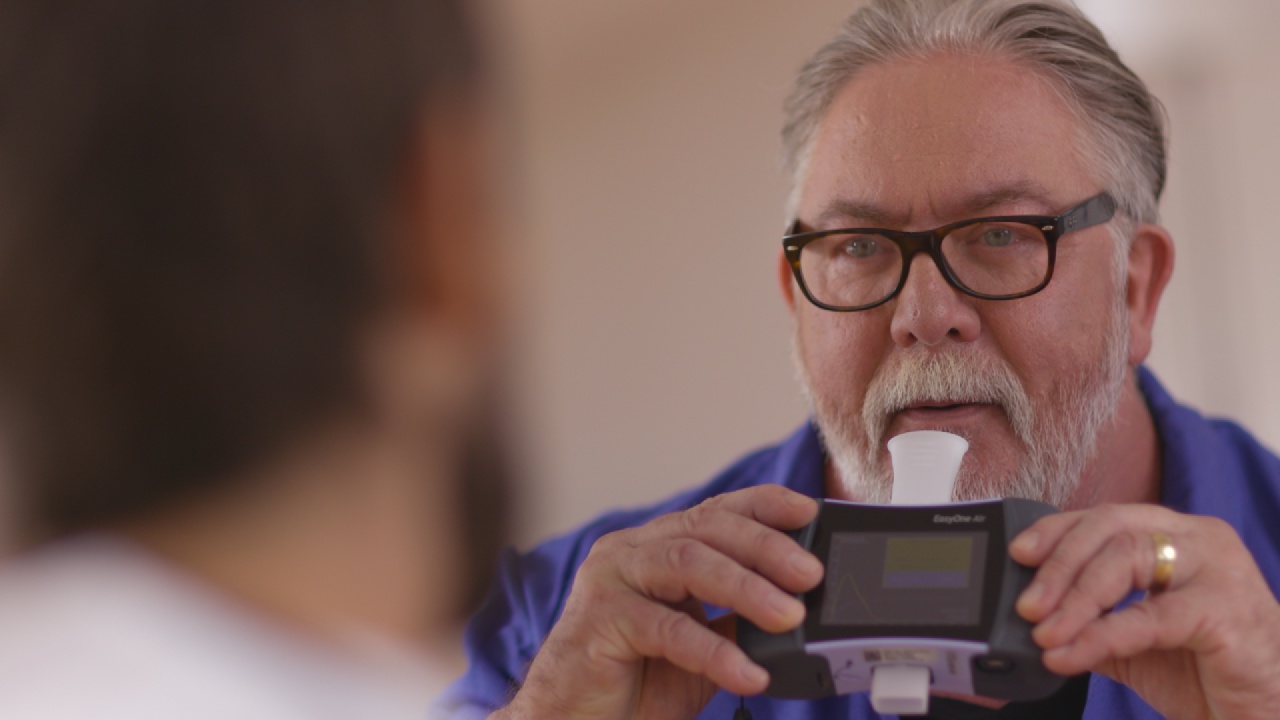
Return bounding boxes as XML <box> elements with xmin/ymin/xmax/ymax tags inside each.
<box><xmin>957</xmin><ymin>180</ymin><xmax>1059</xmax><ymax>216</ymax></box>
<box><xmin>808</xmin><ymin>179</ymin><xmax>1062</xmax><ymax>232</ymax></box>
<box><xmin>813</xmin><ymin>198</ymin><xmax>905</xmax><ymax>229</ymax></box>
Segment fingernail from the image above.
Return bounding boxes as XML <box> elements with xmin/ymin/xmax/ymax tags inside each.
<box><xmin>785</xmin><ymin>492</ymin><xmax>815</xmax><ymax>508</ymax></box>
<box><xmin>742</xmin><ymin>662</ymin><xmax>769</xmax><ymax>687</ymax></box>
<box><xmin>1011</xmin><ymin>531</ymin><xmax>1039</xmax><ymax>556</ymax></box>
<box><xmin>770</xmin><ymin>592</ymin><xmax>804</xmax><ymax>621</ymax></box>
<box><xmin>1019</xmin><ymin>582</ymin><xmax>1044</xmax><ymax>610</ymax></box>
<box><xmin>790</xmin><ymin>552</ymin><xmax>823</xmax><ymax>577</ymax></box>
<box><xmin>1033</xmin><ymin>610</ymin><xmax>1062</xmax><ymax>642</ymax></box>
<box><xmin>1044</xmin><ymin>645</ymin><xmax>1072</xmax><ymax>661</ymax></box>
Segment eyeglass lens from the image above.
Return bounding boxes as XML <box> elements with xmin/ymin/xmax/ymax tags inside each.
<box><xmin>797</xmin><ymin>220</ymin><xmax>1051</xmax><ymax>309</ymax></box>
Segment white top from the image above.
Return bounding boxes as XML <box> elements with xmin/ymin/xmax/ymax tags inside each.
<box><xmin>0</xmin><ymin>535</ymin><xmax>453</xmax><ymax>720</ymax></box>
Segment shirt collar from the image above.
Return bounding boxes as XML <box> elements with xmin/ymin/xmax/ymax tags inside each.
<box><xmin>1138</xmin><ymin>365</ymin><xmax>1245</xmax><ymax>529</ymax></box>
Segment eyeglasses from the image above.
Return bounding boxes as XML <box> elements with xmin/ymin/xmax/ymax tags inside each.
<box><xmin>782</xmin><ymin>193</ymin><xmax>1116</xmax><ymax>312</ymax></box>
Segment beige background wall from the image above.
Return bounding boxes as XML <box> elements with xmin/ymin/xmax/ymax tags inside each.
<box><xmin>493</xmin><ymin>0</ymin><xmax>1280</xmax><ymax>546</ymax></box>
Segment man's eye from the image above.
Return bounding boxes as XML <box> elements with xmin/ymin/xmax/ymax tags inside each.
<box><xmin>841</xmin><ymin>238</ymin><xmax>880</xmax><ymax>258</ymax></box>
<box><xmin>982</xmin><ymin>228</ymin><xmax>1014</xmax><ymax>247</ymax></box>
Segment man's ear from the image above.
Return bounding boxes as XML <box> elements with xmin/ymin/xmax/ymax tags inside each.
<box><xmin>778</xmin><ymin>249</ymin><xmax>798</xmax><ymax>314</ymax></box>
<box><xmin>1125</xmin><ymin>222</ymin><xmax>1175</xmax><ymax>365</ymax></box>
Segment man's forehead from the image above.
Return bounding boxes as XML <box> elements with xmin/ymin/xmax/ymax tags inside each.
<box><xmin>797</xmin><ymin>54</ymin><xmax>1095</xmax><ymax>229</ymax></box>
<box><xmin>810</xmin><ymin>180</ymin><xmax>1061</xmax><ymax>230</ymax></box>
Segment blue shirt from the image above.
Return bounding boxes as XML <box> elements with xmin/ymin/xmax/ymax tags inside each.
<box><xmin>441</xmin><ymin>368</ymin><xmax>1280</xmax><ymax>719</ymax></box>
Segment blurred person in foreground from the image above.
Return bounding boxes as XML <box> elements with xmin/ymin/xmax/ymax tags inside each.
<box><xmin>445</xmin><ymin>1</ymin><xmax>1280</xmax><ymax>719</ymax></box>
<box><xmin>0</xmin><ymin>0</ymin><xmax>506</xmax><ymax>717</ymax></box>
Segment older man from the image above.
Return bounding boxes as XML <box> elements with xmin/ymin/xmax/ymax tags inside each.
<box><xmin>445</xmin><ymin>1</ymin><xmax>1280</xmax><ymax>718</ymax></box>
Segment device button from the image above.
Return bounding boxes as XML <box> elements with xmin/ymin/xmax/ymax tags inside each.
<box><xmin>974</xmin><ymin>656</ymin><xmax>1016</xmax><ymax>674</ymax></box>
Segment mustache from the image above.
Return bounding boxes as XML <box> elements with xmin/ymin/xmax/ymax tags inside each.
<box><xmin>861</xmin><ymin>350</ymin><xmax>1035</xmax><ymax>448</ymax></box>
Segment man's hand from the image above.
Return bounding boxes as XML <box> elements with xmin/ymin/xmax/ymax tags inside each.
<box><xmin>494</xmin><ymin>485</ymin><xmax>823</xmax><ymax>720</ymax></box>
<box><xmin>1012</xmin><ymin>504</ymin><xmax>1280</xmax><ymax>720</ymax></box>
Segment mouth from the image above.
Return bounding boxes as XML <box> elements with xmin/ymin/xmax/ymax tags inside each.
<box><xmin>890</xmin><ymin>401</ymin><xmax>999</xmax><ymax>430</ymax></box>
<box><xmin>906</xmin><ymin>401</ymin><xmax>974</xmax><ymax>412</ymax></box>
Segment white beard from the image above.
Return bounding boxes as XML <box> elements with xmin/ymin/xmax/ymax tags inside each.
<box><xmin>794</xmin><ymin>295</ymin><xmax>1129</xmax><ymax>509</ymax></box>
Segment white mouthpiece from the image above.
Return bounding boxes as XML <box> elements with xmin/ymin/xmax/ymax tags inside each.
<box><xmin>887</xmin><ymin>430</ymin><xmax>969</xmax><ymax>505</ymax></box>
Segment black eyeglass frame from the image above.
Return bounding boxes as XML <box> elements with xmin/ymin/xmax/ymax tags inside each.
<box><xmin>782</xmin><ymin>192</ymin><xmax>1117</xmax><ymax>312</ymax></box>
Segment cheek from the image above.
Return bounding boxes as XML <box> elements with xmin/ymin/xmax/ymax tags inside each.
<box><xmin>982</xmin><ymin>279</ymin><xmax>1116</xmax><ymax>395</ymax></box>
<box><xmin>795</xmin><ymin>305</ymin><xmax>890</xmax><ymax>405</ymax></box>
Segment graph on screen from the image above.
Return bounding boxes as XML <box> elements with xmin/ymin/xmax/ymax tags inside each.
<box><xmin>820</xmin><ymin>532</ymin><xmax>987</xmax><ymax>627</ymax></box>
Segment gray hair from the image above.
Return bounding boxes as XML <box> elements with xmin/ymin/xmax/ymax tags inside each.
<box><xmin>782</xmin><ymin>0</ymin><xmax>1167</xmax><ymax>239</ymax></box>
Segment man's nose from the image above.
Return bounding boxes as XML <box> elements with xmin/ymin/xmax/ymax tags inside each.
<box><xmin>888</xmin><ymin>252</ymin><xmax>981</xmax><ymax>348</ymax></box>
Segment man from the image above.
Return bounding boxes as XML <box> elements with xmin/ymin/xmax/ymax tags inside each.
<box><xmin>0</xmin><ymin>1</ymin><xmax>504</xmax><ymax>717</ymax></box>
<box><xmin>445</xmin><ymin>1</ymin><xmax>1280</xmax><ymax>719</ymax></box>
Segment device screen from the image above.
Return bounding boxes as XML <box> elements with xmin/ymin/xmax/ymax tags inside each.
<box><xmin>820</xmin><ymin>532</ymin><xmax>988</xmax><ymax>626</ymax></box>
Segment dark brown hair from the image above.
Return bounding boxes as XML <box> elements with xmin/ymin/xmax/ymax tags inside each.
<box><xmin>0</xmin><ymin>0</ymin><xmax>480</xmax><ymax>540</ymax></box>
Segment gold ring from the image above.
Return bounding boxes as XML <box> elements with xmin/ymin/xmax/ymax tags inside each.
<box><xmin>1149</xmin><ymin>532</ymin><xmax>1177</xmax><ymax>595</ymax></box>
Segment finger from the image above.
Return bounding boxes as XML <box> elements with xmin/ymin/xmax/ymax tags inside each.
<box><xmin>640</xmin><ymin>493</ymin><xmax>823</xmax><ymax>593</ymax></box>
<box><xmin>1015</xmin><ymin>505</ymin><xmax>1180</xmax><ymax>622</ymax></box>
<box><xmin>622</xmin><ymin>536</ymin><xmax>806</xmax><ymax>633</ymax></box>
<box><xmin>1009</xmin><ymin>510</ymin><xmax>1089</xmax><ymax>566</ymax></box>
<box><xmin>1031</xmin><ymin>529</ymin><xmax>1154</xmax><ymax>648</ymax></box>
<box><xmin>1039</xmin><ymin>519</ymin><xmax>1246</xmax><ymax>665</ymax></box>
<box><xmin>1012</xmin><ymin>511</ymin><xmax>1101</xmax><ymax>623</ymax></box>
<box><xmin>616</xmin><ymin>593</ymin><xmax>771</xmax><ymax>695</ymax></box>
<box><xmin>1039</xmin><ymin>597</ymin><xmax>1192</xmax><ymax>676</ymax></box>
<box><xmin>694</xmin><ymin>484</ymin><xmax>819</xmax><ymax>533</ymax></box>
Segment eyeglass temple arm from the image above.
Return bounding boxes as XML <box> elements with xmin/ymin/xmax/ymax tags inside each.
<box><xmin>1060</xmin><ymin>193</ymin><xmax>1116</xmax><ymax>233</ymax></box>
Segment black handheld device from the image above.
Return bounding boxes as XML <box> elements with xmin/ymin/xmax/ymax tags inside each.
<box><xmin>737</xmin><ymin>497</ymin><xmax>1062</xmax><ymax>705</ymax></box>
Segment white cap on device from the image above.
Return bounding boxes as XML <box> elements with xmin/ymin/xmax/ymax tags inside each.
<box><xmin>870</xmin><ymin>665</ymin><xmax>933</xmax><ymax>716</ymax></box>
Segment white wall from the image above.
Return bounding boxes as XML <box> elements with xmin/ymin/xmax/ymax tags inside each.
<box><xmin>496</xmin><ymin>1</ymin><xmax>1280</xmax><ymax>546</ymax></box>
<box><xmin>1080</xmin><ymin>0</ymin><xmax>1280</xmax><ymax>443</ymax></box>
